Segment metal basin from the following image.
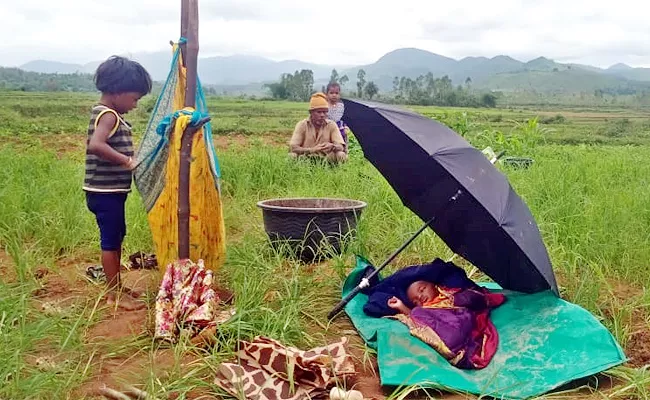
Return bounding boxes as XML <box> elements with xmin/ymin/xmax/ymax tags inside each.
<box><xmin>257</xmin><ymin>197</ymin><xmax>367</xmax><ymax>262</ymax></box>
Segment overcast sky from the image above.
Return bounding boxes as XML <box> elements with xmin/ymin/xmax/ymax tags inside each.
<box><xmin>1</xmin><ymin>0</ymin><xmax>649</xmax><ymax>68</ymax></box>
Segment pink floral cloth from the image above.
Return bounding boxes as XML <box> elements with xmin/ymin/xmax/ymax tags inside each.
<box><xmin>155</xmin><ymin>259</ymin><xmax>219</xmax><ymax>341</ymax></box>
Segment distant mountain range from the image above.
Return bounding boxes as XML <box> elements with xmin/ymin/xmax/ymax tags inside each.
<box><xmin>19</xmin><ymin>53</ymin><xmax>343</xmax><ymax>87</ymax></box>
<box><xmin>12</xmin><ymin>48</ymin><xmax>650</xmax><ymax>94</ymax></box>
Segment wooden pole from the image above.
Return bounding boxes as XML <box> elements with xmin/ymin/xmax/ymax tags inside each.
<box><xmin>183</xmin><ymin>0</ymin><xmax>199</xmax><ymax>109</ymax></box>
<box><xmin>179</xmin><ymin>0</ymin><xmax>189</xmax><ymax>66</ymax></box>
<box><xmin>177</xmin><ymin>0</ymin><xmax>201</xmax><ymax>260</ymax></box>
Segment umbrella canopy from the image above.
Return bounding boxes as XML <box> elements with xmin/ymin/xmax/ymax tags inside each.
<box><xmin>343</xmin><ymin>99</ymin><xmax>558</xmax><ymax>295</ymax></box>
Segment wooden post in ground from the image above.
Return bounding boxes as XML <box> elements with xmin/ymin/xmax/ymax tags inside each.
<box><xmin>179</xmin><ymin>0</ymin><xmax>189</xmax><ymax>66</ymax></box>
<box><xmin>177</xmin><ymin>0</ymin><xmax>203</xmax><ymax>260</ymax></box>
<box><xmin>183</xmin><ymin>0</ymin><xmax>198</xmax><ymax>109</ymax></box>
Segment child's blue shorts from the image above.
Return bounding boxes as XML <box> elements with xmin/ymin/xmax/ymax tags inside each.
<box><xmin>85</xmin><ymin>192</ymin><xmax>128</xmax><ymax>251</ymax></box>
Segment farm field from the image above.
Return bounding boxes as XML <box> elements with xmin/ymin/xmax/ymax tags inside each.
<box><xmin>1</xmin><ymin>91</ymin><xmax>650</xmax><ymax>399</ymax></box>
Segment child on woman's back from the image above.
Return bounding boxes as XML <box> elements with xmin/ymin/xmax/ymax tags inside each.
<box><xmin>326</xmin><ymin>82</ymin><xmax>349</xmax><ymax>152</ymax></box>
<box><xmin>84</xmin><ymin>56</ymin><xmax>152</xmax><ymax>310</ymax></box>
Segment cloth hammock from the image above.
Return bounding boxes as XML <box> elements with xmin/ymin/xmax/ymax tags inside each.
<box><xmin>134</xmin><ymin>39</ymin><xmax>226</xmax><ymax>272</ymax></box>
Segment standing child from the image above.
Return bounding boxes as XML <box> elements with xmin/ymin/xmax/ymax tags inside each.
<box><xmin>84</xmin><ymin>56</ymin><xmax>152</xmax><ymax>310</ymax></box>
<box><xmin>326</xmin><ymin>82</ymin><xmax>349</xmax><ymax>152</ymax></box>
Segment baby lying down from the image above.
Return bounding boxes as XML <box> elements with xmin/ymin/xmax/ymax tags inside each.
<box><xmin>387</xmin><ymin>280</ymin><xmax>505</xmax><ymax>369</ymax></box>
<box><xmin>359</xmin><ymin>258</ymin><xmax>505</xmax><ymax>370</ymax></box>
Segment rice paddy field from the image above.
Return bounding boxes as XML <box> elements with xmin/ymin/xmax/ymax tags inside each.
<box><xmin>1</xmin><ymin>91</ymin><xmax>649</xmax><ymax>399</ymax></box>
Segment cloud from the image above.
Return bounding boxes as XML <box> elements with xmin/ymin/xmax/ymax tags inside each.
<box><xmin>201</xmin><ymin>2</ymin><xmax>264</xmax><ymax>21</ymax></box>
<box><xmin>1</xmin><ymin>0</ymin><xmax>649</xmax><ymax>68</ymax></box>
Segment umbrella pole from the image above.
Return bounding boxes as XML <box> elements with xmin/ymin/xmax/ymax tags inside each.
<box><xmin>327</xmin><ymin>150</ymin><xmax>505</xmax><ymax>319</ymax></box>
<box><xmin>178</xmin><ymin>0</ymin><xmax>199</xmax><ymax>260</ymax></box>
<box><xmin>327</xmin><ymin>189</ymin><xmax>463</xmax><ymax>320</ymax></box>
<box><xmin>326</xmin><ymin>149</ymin><xmax>507</xmax><ymax>320</ymax></box>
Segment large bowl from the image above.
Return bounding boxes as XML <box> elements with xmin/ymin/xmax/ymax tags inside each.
<box><xmin>256</xmin><ymin>197</ymin><xmax>367</xmax><ymax>262</ymax></box>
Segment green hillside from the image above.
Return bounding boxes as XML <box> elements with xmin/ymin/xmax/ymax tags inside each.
<box><xmin>476</xmin><ymin>69</ymin><xmax>650</xmax><ymax>93</ymax></box>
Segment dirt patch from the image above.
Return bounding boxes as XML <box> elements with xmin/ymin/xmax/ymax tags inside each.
<box><xmin>86</xmin><ymin>307</ymin><xmax>151</xmax><ymax>342</ymax></box>
<box><xmin>0</xmin><ymin>248</ymin><xmax>16</xmax><ymax>283</ymax></box>
<box><xmin>32</xmin><ymin>267</ymin><xmax>88</xmax><ymax>304</ymax></box>
<box><xmin>74</xmin><ymin>265</ymin><xmax>236</xmax><ymax>399</ymax></box>
<box><xmin>78</xmin><ymin>347</ymin><xmax>202</xmax><ymax>398</ymax></box>
<box><xmin>339</xmin><ymin>333</ymin><xmax>385</xmax><ymax>400</ymax></box>
<box><xmin>30</xmin><ymin>254</ymin><xmax>102</xmax><ymax>304</ymax></box>
<box><xmin>304</xmin><ymin>260</ymin><xmax>342</xmax><ymax>283</ymax></box>
<box><xmin>55</xmin><ymin>251</ymin><xmax>96</xmax><ymax>269</ymax></box>
<box><xmin>352</xmin><ymin>366</ymin><xmax>386</xmax><ymax>400</ymax></box>
<box><xmin>603</xmin><ymin>280</ymin><xmax>644</xmax><ymax>302</ymax></box>
<box><xmin>169</xmin><ymin>388</ymin><xmax>217</xmax><ymax>400</ymax></box>
<box><xmin>20</xmin><ymin>253</ymin><xmax>183</xmax><ymax>397</ymax></box>
<box><xmin>596</xmin><ymin>279</ymin><xmax>650</xmax><ymax>368</ymax></box>
<box><xmin>90</xmin><ymin>344</ymin><xmax>214</xmax><ymax>398</ymax></box>
<box><xmin>24</xmin><ymin>351</ymin><xmax>75</xmax><ymax>376</ymax></box>
<box><xmin>626</xmin><ymin>328</ymin><xmax>650</xmax><ymax>368</ymax></box>
<box><xmin>213</xmin><ymin>133</ymin><xmax>287</xmax><ymax>150</ymax></box>
<box><xmin>0</xmin><ymin>134</ymin><xmax>85</xmax><ymax>157</ymax></box>
<box><xmin>121</xmin><ymin>268</ymin><xmax>161</xmax><ymax>295</ymax></box>
<box><xmin>49</xmin><ymin>135</ymin><xmax>86</xmax><ymax>157</ymax></box>
<box><xmin>2</xmin><ymin>132</ymin><xmax>289</xmax><ymax>160</ymax></box>
<box><xmin>67</xmin><ymin>265</ymin><xmax>199</xmax><ymax>398</ymax></box>
<box><xmin>84</xmin><ymin>269</ymin><xmax>160</xmax><ymax>342</ymax></box>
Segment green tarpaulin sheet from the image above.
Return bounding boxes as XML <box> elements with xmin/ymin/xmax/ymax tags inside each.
<box><xmin>343</xmin><ymin>256</ymin><xmax>627</xmax><ymax>399</ymax></box>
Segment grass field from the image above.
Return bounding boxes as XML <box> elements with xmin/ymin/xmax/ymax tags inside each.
<box><xmin>1</xmin><ymin>92</ymin><xmax>649</xmax><ymax>399</ymax></box>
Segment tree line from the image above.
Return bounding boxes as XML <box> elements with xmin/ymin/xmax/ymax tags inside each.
<box><xmin>8</xmin><ymin>65</ymin><xmax>650</xmax><ymax>109</ymax></box>
<box><xmin>265</xmin><ymin>68</ymin><xmax>380</xmax><ymax>101</ymax></box>
<box><xmin>264</xmin><ymin>70</ymin><xmax>316</xmax><ymax>101</ymax></box>
<box><xmin>392</xmin><ymin>73</ymin><xmax>497</xmax><ymax>107</ymax></box>
<box><xmin>263</xmin><ymin>68</ymin><xmax>496</xmax><ymax>107</ymax></box>
<box><xmin>0</xmin><ymin>67</ymin><xmax>97</xmax><ymax>92</ymax></box>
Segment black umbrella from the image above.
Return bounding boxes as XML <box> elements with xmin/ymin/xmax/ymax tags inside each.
<box><xmin>327</xmin><ymin>99</ymin><xmax>557</xmax><ymax>319</ymax></box>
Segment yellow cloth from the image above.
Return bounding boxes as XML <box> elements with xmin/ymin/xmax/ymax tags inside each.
<box><xmin>309</xmin><ymin>92</ymin><xmax>329</xmax><ymax>110</ymax></box>
<box><xmin>146</xmin><ymin>44</ymin><xmax>226</xmax><ymax>275</ymax></box>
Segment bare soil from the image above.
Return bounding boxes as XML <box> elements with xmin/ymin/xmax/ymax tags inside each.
<box><xmin>7</xmin><ymin>248</ymin><xmax>648</xmax><ymax>399</ymax></box>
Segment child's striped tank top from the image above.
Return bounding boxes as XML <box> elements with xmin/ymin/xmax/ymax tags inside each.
<box><xmin>83</xmin><ymin>105</ymin><xmax>134</xmax><ymax>193</ymax></box>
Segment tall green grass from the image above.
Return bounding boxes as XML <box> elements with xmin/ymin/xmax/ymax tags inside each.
<box><xmin>3</xmin><ymin>91</ymin><xmax>650</xmax><ymax>146</ymax></box>
<box><xmin>2</xmin><ymin>129</ymin><xmax>650</xmax><ymax>397</ymax></box>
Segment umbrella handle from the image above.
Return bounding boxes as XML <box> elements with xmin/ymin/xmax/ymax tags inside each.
<box><xmin>327</xmin><ymin>189</ymin><xmax>463</xmax><ymax>320</ymax></box>
<box><xmin>327</xmin><ymin>279</ymin><xmax>369</xmax><ymax>320</ymax></box>
<box><xmin>327</xmin><ymin>217</ymin><xmax>433</xmax><ymax>320</ymax></box>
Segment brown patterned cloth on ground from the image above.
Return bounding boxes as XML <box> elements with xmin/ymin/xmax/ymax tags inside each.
<box><xmin>214</xmin><ymin>336</ymin><xmax>356</xmax><ymax>400</ymax></box>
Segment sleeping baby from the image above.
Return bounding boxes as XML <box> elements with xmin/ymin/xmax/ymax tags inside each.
<box><xmin>386</xmin><ymin>279</ymin><xmax>505</xmax><ymax>369</ymax></box>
